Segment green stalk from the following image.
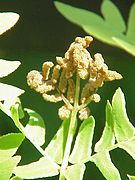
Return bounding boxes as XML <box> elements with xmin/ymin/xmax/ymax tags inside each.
<box><xmin>59</xmin><ymin>74</ymin><xmax>80</xmax><ymax>180</ymax></box>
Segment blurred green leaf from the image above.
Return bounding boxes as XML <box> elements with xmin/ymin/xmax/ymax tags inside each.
<box><xmin>0</xmin><ymin>59</ymin><xmax>21</xmax><ymax>78</ymax></box>
<box><xmin>0</xmin><ymin>83</ymin><xmax>24</xmax><ymax>101</ymax></box>
<box><xmin>65</xmin><ymin>164</ymin><xmax>86</xmax><ymax>180</ymax></box>
<box><xmin>91</xmin><ymin>150</ymin><xmax>121</xmax><ymax>180</ymax></box>
<box><xmin>127</xmin><ymin>175</ymin><xmax>135</xmax><ymax>180</ymax></box>
<box><xmin>101</xmin><ymin>0</ymin><xmax>126</xmax><ymax>32</ymax></box>
<box><xmin>54</xmin><ymin>1</ymin><xmax>117</xmax><ymax>46</ymax></box>
<box><xmin>112</xmin><ymin>37</ymin><xmax>135</xmax><ymax>56</ymax></box>
<box><xmin>24</xmin><ymin>108</ymin><xmax>46</xmax><ymax>147</ymax></box>
<box><xmin>0</xmin><ymin>12</ymin><xmax>19</xmax><ymax>36</ymax></box>
<box><xmin>127</xmin><ymin>3</ymin><xmax>135</xmax><ymax>42</ymax></box>
<box><xmin>69</xmin><ymin>116</ymin><xmax>95</xmax><ymax>164</ymax></box>
<box><xmin>0</xmin><ymin>156</ymin><xmax>21</xmax><ymax>180</ymax></box>
<box><xmin>45</xmin><ymin>118</ymin><xmax>70</xmax><ymax>164</ymax></box>
<box><xmin>95</xmin><ymin>101</ymin><xmax>114</xmax><ymax>152</ymax></box>
<box><xmin>118</xmin><ymin>138</ymin><xmax>135</xmax><ymax>160</ymax></box>
<box><xmin>0</xmin><ymin>133</ymin><xmax>24</xmax><ymax>163</ymax></box>
<box><xmin>10</xmin><ymin>176</ymin><xmax>23</xmax><ymax>180</ymax></box>
<box><xmin>112</xmin><ymin>88</ymin><xmax>135</xmax><ymax>142</ymax></box>
<box><xmin>14</xmin><ymin>157</ymin><xmax>59</xmax><ymax>179</ymax></box>
<box><xmin>54</xmin><ymin>1</ymin><xmax>135</xmax><ymax>56</ymax></box>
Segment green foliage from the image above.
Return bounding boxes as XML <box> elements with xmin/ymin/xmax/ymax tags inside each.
<box><xmin>0</xmin><ymin>87</ymin><xmax>134</xmax><ymax>179</ymax></box>
<box><xmin>64</xmin><ymin>164</ymin><xmax>85</xmax><ymax>180</ymax></box>
<box><xmin>45</xmin><ymin>117</ymin><xmax>70</xmax><ymax>164</ymax></box>
<box><xmin>14</xmin><ymin>157</ymin><xmax>59</xmax><ymax>179</ymax></box>
<box><xmin>0</xmin><ymin>8</ymin><xmax>134</xmax><ymax>180</ymax></box>
<box><xmin>0</xmin><ymin>133</ymin><xmax>24</xmax><ymax>162</ymax></box>
<box><xmin>24</xmin><ymin>108</ymin><xmax>46</xmax><ymax>147</ymax></box>
<box><xmin>0</xmin><ymin>156</ymin><xmax>21</xmax><ymax>180</ymax></box>
<box><xmin>69</xmin><ymin>116</ymin><xmax>95</xmax><ymax>164</ymax></box>
<box><xmin>54</xmin><ymin>1</ymin><xmax>135</xmax><ymax>56</ymax></box>
<box><xmin>94</xmin><ymin>101</ymin><xmax>115</xmax><ymax>152</ymax></box>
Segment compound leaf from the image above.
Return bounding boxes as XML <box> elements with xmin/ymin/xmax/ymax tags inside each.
<box><xmin>65</xmin><ymin>164</ymin><xmax>86</xmax><ymax>180</ymax></box>
<box><xmin>14</xmin><ymin>157</ymin><xmax>59</xmax><ymax>179</ymax></box>
<box><xmin>91</xmin><ymin>151</ymin><xmax>121</xmax><ymax>180</ymax></box>
<box><xmin>112</xmin><ymin>88</ymin><xmax>135</xmax><ymax>142</ymax></box>
<box><xmin>45</xmin><ymin>118</ymin><xmax>70</xmax><ymax>164</ymax></box>
<box><xmin>95</xmin><ymin>101</ymin><xmax>115</xmax><ymax>152</ymax></box>
<box><xmin>24</xmin><ymin>108</ymin><xmax>46</xmax><ymax>147</ymax></box>
<box><xmin>101</xmin><ymin>0</ymin><xmax>126</xmax><ymax>32</ymax></box>
<box><xmin>69</xmin><ymin>116</ymin><xmax>95</xmax><ymax>164</ymax></box>
<box><xmin>0</xmin><ymin>133</ymin><xmax>24</xmax><ymax>163</ymax></box>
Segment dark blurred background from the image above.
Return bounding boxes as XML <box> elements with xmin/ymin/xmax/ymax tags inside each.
<box><xmin>0</xmin><ymin>0</ymin><xmax>135</xmax><ymax>179</ymax></box>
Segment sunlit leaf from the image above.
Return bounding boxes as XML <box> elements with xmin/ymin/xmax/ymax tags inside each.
<box><xmin>112</xmin><ymin>37</ymin><xmax>135</xmax><ymax>56</ymax></box>
<box><xmin>112</xmin><ymin>88</ymin><xmax>135</xmax><ymax>142</ymax></box>
<box><xmin>0</xmin><ymin>83</ymin><xmax>24</xmax><ymax>101</ymax></box>
<box><xmin>65</xmin><ymin>164</ymin><xmax>86</xmax><ymax>180</ymax></box>
<box><xmin>0</xmin><ymin>133</ymin><xmax>24</xmax><ymax>163</ymax></box>
<box><xmin>45</xmin><ymin>118</ymin><xmax>70</xmax><ymax>164</ymax></box>
<box><xmin>91</xmin><ymin>151</ymin><xmax>121</xmax><ymax>180</ymax></box>
<box><xmin>0</xmin><ymin>59</ymin><xmax>21</xmax><ymax>78</ymax></box>
<box><xmin>14</xmin><ymin>157</ymin><xmax>59</xmax><ymax>179</ymax></box>
<box><xmin>127</xmin><ymin>175</ymin><xmax>135</xmax><ymax>180</ymax></box>
<box><xmin>118</xmin><ymin>138</ymin><xmax>135</xmax><ymax>160</ymax></box>
<box><xmin>127</xmin><ymin>3</ymin><xmax>135</xmax><ymax>42</ymax></box>
<box><xmin>101</xmin><ymin>0</ymin><xmax>126</xmax><ymax>32</ymax></box>
<box><xmin>95</xmin><ymin>101</ymin><xmax>115</xmax><ymax>152</ymax></box>
<box><xmin>0</xmin><ymin>156</ymin><xmax>21</xmax><ymax>180</ymax></box>
<box><xmin>69</xmin><ymin>116</ymin><xmax>95</xmax><ymax>164</ymax></box>
<box><xmin>24</xmin><ymin>108</ymin><xmax>46</xmax><ymax>147</ymax></box>
<box><xmin>0</xmin><ymin>12</ymin><xmax>19</xmax><ymax>35</ymax></box>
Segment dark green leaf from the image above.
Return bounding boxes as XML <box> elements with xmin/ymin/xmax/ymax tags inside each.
<box><xmin>69</xmin><ymin>116</ymin><xmax>95</xmax><ymax>164</ymax></box>
<box><xmin>112</xmin><ymin>88</ymin><xmax>135</xmax><ymax>142</ymax></box>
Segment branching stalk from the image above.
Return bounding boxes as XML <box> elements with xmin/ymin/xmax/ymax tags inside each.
<box><xmin>59</xmin><ymin>74</ymin><xmax>80</xmax><ymax>180</ymax></box>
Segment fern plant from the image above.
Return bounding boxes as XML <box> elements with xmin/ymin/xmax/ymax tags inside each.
<box><xmin>0</xmin><ymin>36</ymin><xmax>134</xmax><ymax>180</ymax></box>
<box><xmin>54</xmin><ymin>0</ymin><xmax>135</xmax><ymax>57</ymax></box>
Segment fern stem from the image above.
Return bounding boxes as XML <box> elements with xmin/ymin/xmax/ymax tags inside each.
<box><xmin>59</xmin><ymin>74</ymin><xmax>80</xmax><ymax>180</ymax></box>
